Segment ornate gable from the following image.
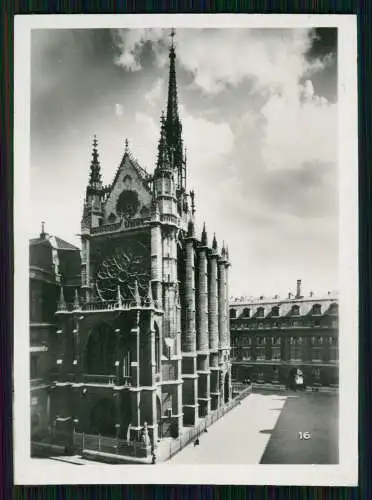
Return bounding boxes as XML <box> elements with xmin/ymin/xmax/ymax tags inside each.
<box><xmin>103</xmin><ymin>146</ymin><xmax>153</xmax><ymax>224</ymax></box>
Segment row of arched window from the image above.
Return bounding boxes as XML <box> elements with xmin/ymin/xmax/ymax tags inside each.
<box><xmin>230</xmin><ymin>318</ymin><xmax>337</xmax><ymax>330</ymax></box>
<box><xmin>232</xmin><ymin>335</ymin><xmax>338</xmax><ymax>346</ymax></box>
<box><xmin>230</xmin><ymin>303</ymin><xmax>338</xmax><ymax>319</ymax></box>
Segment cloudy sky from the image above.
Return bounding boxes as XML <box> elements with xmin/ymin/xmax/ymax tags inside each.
<box><xmin>30</xmin><ymin>27</ymin><xmax>338</xmax><ymax>298</ymax></box>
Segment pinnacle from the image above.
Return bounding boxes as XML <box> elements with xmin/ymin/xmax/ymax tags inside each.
<box><xmin>201</xmin><ymin>222</ymin><xmax>208</xmax><ymax>246</ymax></box>
<box><xmin>212</xmin><ymin>233</ymin><xmax>218</xmax><ymax>251</ymax></box>
<box><xmin>187</xmin><ymin>219</ymin><xmax>195</xmax><ymax>238</ymax></box>
<box><xmin>88</xmin><ymin>134</ymin><xmax>102</xmax><ymax>188</ymax></box>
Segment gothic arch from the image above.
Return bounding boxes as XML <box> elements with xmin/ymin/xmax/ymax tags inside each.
<box><xmin>84</xmin><ymin>323</ymin><xmax>116</xmax><ymax>375</ymax></box>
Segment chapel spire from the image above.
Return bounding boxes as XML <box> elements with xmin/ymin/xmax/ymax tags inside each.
<box><xmin>87</xmin><ymin>135</ymin><xmax>102</xmax><ymax>193</ymax></box>
<box><xmin>164</xmin><ymin>28</ymin><xmax>185</xmax><ymax>192</ymax></box>
<box><xmin>156</xmin><ymin>111</ymin><xmax>171</xmax><ymax>171</ymax></box>
<box><xmin>166</xmin><ymin>28</ymin><xmax>179</xmax><ymax>133</ymax></box>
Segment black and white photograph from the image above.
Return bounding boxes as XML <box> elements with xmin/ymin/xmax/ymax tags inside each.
<box><xmin>14</xmin><ymin>14</ymin><xmax>358</xmax><ymax>486</ymax></box>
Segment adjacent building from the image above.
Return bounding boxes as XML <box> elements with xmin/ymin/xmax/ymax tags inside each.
<box><xmin>30</xmin><ymin>225</ymin><xmax>81</xmax><ymax>441</ymax></box>
<box><xmin>229</xmin><ymin>280</ymin><xmax>339</xmax><ymax>388</ymax></box>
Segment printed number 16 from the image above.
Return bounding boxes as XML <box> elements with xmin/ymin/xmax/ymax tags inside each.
<box><xmin>298</xmin><ymin>431</ymin><xmax>311</xmax><ymax>440</ymax></box>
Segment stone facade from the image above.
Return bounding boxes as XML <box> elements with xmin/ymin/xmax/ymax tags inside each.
<box><xmin>30</xmin><ymin>36</ymin><xmax>232</xmax><ymax>458</ymax></box>
<box><xmin>29</xmin><ymin>228</ymin><xmax>81</xmax><ymax>442</ymax></box>
<box><xmin>229</xmin><ymin>280</ymin><xmax>339</xmax><ymax>388</ymax></box>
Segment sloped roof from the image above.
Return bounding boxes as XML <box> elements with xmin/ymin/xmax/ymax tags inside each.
<box><xmin>30</xmin><ymin>235</ymin><xmax>80</xmax><ymax>251</ymax></box>
<box><xmin>29</xmin><ymin>233</ymin><xmax>81</xmax><ymax>283</ymax></box>
<box><xmin>231</xmin><ymin>296</ymin><xmax>338</xmax><ymax>319</ymax></box>
<box><xmin>110</xmin><ymin>150</ymin><xmax>152</xmax><ymax>194</ymax></box>
<box><xmin>54</xmin><ymin>237</ymin><xmax>80</xmax><ymax>251</ymax></box>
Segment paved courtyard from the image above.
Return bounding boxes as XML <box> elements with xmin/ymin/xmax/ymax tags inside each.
<box><xmin>168</xmin><ymin>390</ymin><xmax>338</xmax><ymax>465</ymax></box>
<box><xmin>260</xmin><ymin>391</ymin><xmax>338</xmax><ymax>464</ymax></box>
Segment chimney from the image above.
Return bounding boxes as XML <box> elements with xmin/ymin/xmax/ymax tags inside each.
<box><xmin>295</xmin><ymin>279</ymin><xmax>302</xmax><ymax>299</ymax></box>
<box><xmin>288</xmin><ymin>292</ymin><xmax>292</xmax><ymax>299</ymax></box>
<box><xmin>40</xmin><ymin>221</ymin><xmax>46</xmax><ymax>239</ymax></box>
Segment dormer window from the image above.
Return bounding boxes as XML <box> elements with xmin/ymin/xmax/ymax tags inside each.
<box><xmin>242</xmin><ymin>308</ymin><xmax>250</xmax><ymax>318</ymax></box>
<box><xmin>257</xmin><ymin>307</ymin><xmax>264</xmax><ymax>318</ymax></box>
<box><xmin>329</xmin><ymin>303</ymin><xmax>338</xmax><ymax>315</ymax></box>
<box><xmin>291</xmin><ymin>305</ymin><xmax>300</xmax><ymax>316</ymax></box>
<box><xmin>272</xmin><ymin>306</ymin><xmax>279</xmax><ymax>317</ymax></box>
<box><xmin>230</xmin><ymin>309</ymin><xmax>237</xmax><ymax>319</ymax></box>
<box><xmin>312</xmin><ymin>304</ymin><xmax>322</xmax><ymax>315</ymax></box>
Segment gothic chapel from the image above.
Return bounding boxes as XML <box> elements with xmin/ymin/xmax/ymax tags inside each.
<box><xmin>51</xmin><ymin>33</ymin><xmax>232</xmax><ymax>457</ymax></box>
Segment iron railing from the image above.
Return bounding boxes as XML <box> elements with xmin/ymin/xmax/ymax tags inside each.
<box><xmin>90</xmin><ymin>217</ymin><xmax>151</xmax><ymax>235</ymax></box>
<box><xmin>58</xmin><ymin>298</ymin><xmax>163</xmax><ymax>313</ymax></box>
<box><xmin>73</xmin><ymin>432</ymin><xmax>151</xmax><ymax>458</ymax></box>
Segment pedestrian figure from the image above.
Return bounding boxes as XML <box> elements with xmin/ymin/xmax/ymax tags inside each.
<box><xmin>194</xmin><ymin>438</ymin><xmax>200</xmax><ymax>446</ymax></box>
<box><xmin>151</xmin><ymin>453</ymin><xmax>156</xmax><ymax>464</ymax></box>
<box><xmin>204</xmin><ymin>428</ymin><xmax>208</xmax><ymax>433</ymax></box>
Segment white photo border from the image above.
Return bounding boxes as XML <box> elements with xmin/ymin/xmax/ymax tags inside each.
<box><xmin>13</xmin><ymin>13</ymin><xmax>358</xmax><ymax>486</ymax></box>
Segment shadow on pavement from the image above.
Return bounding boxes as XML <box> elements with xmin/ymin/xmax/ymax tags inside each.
<box><xmin>260</xmin><ymin>391</ymin><xmax>339</xmax><ymax>464</ymax></box>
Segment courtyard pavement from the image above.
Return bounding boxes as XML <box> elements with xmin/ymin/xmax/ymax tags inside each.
<box><xmin>168</xmin><ymin>392</ymin><xmax>287</xmax><ymax>464</ymax></box>
<box><xmin>168</xmin><ymin>390</ymin><xmax>338</xmax><ymax>465</ymax></box>
<box><xmin>260</xmin><ymin>390</ymin><xmax>338</xmax><ymax>464</ymax></box>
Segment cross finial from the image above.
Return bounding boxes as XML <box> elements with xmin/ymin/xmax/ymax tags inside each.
<box><xmin>93</xmin><ymin>134</ymin><xmax>97</xmax><ymax>149</ymax></box>
<box><xmin>125</xmin><ymin>138</ymin><xmax>129</xmax><ymax>153</ymax></box>
<box><xmin>170</xmin><ymin>28</ymin><xmax>175</xmax><ymax>45</ymax></box>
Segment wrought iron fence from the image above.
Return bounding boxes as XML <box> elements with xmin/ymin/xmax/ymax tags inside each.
<box><xmin>73</xmin><ymin>432</ymin><xmax>150</xmax><ymax>458</ymax></box>
<box><xmin>82</xmin><ymin>374</ymin><xmax>116</xmax><ymax>385</ymax></box>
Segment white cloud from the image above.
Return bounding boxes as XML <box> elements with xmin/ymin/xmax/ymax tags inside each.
<box><xmin>115</xmin><ymin>103</ymin><xmax>124</xmax><ymax>116</ymax></box>
<box><xmin>131</xmin><ymin>107</ymin><xmax>234</xmax><ymax>178</ymax></box>
<box><xmin>112</xmin><ymin>28</ymin><xmax>331</xmax><ymax>97</ymax></box>
<box><xmin>112</xmin><ymin>28</ymin><xmax>165</xmax><ymax>71</ymax></box>
<box><xmin>260</xmin><ymin>80</ymin><xmax>337</xmax><ymax>171</ymax></box>
<box><xmin>181</xmin><ymin>105</ymin><xmax>234</xmax><ymax>174</ymax></box>
<box><xmin>145</xmin><ymin>78</ymin><xmax>164</xmax><ymax>106</ymax></box>
<box><xmin>176</xmin><ymin>29</ymin><xmax>314</xmax><ymax>95</ymax></box>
